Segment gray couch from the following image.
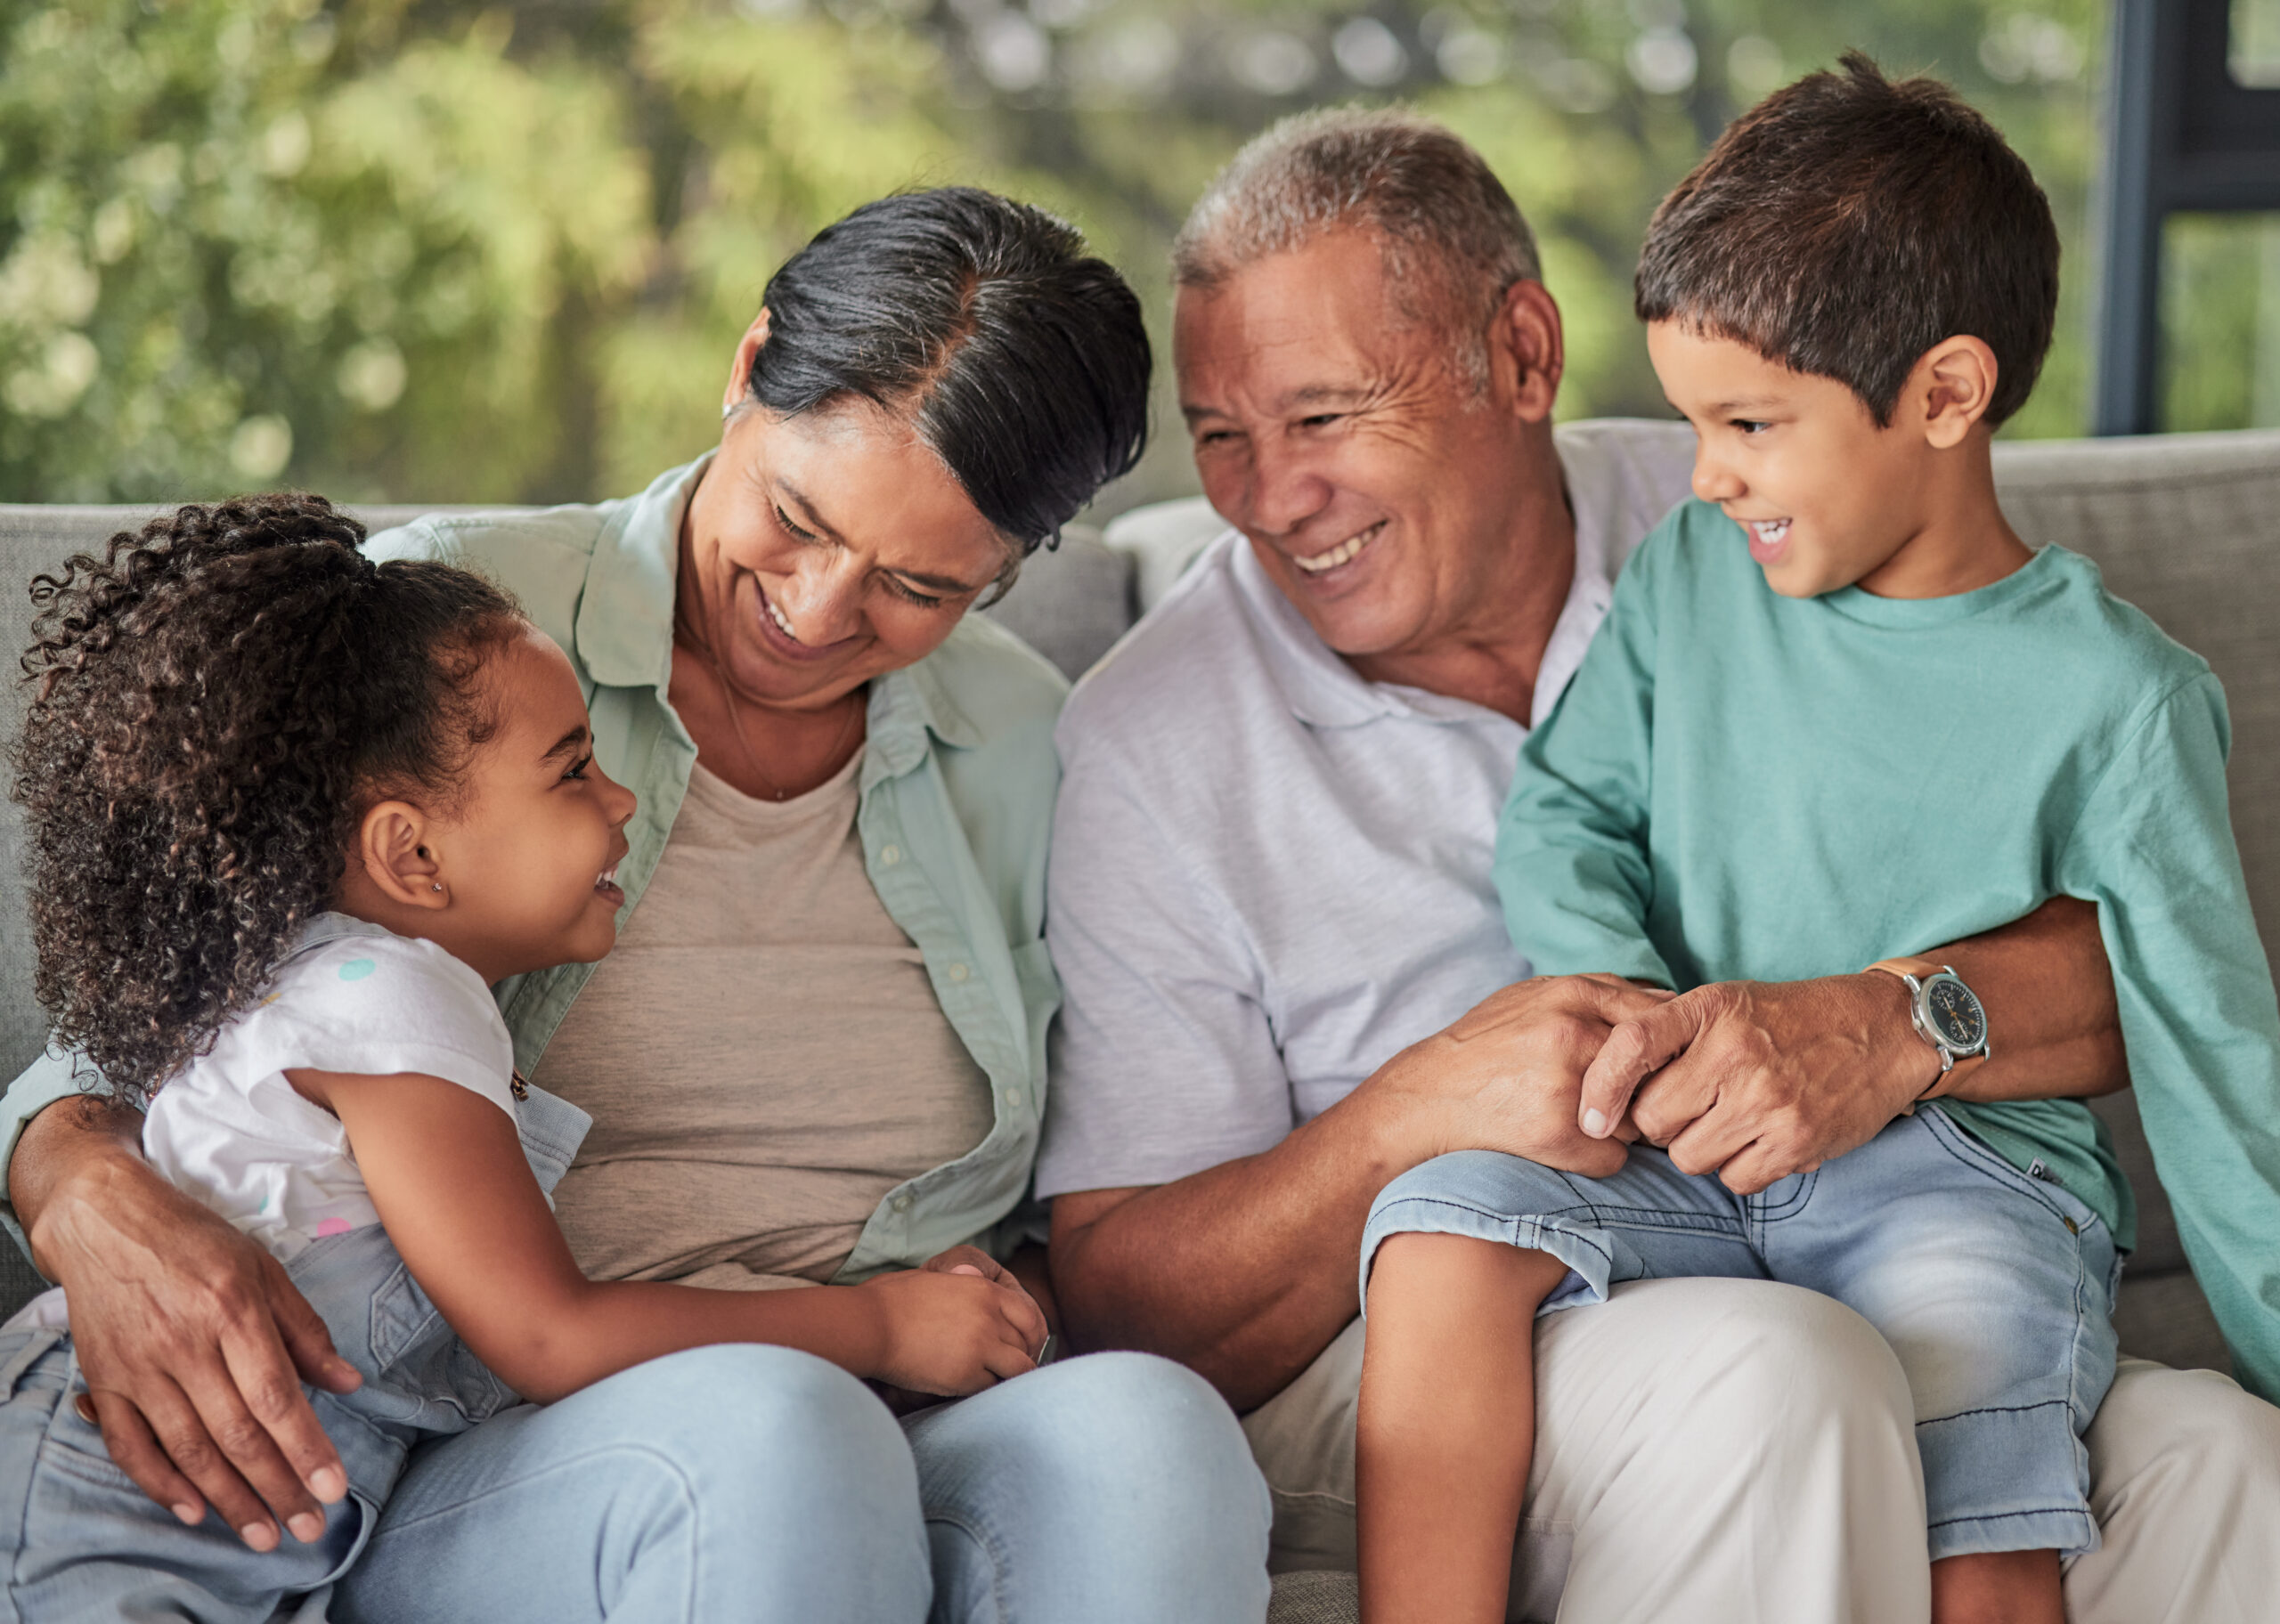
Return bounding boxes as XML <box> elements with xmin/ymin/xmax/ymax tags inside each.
<box><xmin>4</xmin><ymin>418</ymin><xmax>2276</xmax><ymax>1384</ymax></box>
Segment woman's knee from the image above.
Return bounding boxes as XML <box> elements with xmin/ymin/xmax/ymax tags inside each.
<box><xmin>912</xmin><ymin>1354</ymin><xmax>1270</xmax><ymax>1622</ymax></box>
<box><xmin>1034</xmin><ymin>1351</ymin><xmax>1252</xmax><ymax>1470</ymax></box>
<box><xmin>579</xmin><ymin>1344</ymin><xmax>919</xmax><ymax>1520</ymax></box>
<box><xmin>918</xmin><ymin>1352</ymin><xmax>1261</xmax><ymax>1520</ymax></box>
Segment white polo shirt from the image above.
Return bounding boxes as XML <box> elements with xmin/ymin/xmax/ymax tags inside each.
<box><xmin>1035</xmin><ymin>420</ymin><xmax>1695</xmax><ymax>1198</ymax></box>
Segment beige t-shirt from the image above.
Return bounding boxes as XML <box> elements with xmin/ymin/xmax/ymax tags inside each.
<box><xmin>534</xmin><ymin>752</ymin><xmax>995</xmax><ymax>1289</ymax></box>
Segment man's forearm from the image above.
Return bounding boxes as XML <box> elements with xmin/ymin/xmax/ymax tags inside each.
<box><xmin>12</xmin><ymin>1093</ymin><xmax>147</xmax><ymax>1278</ymax></box>
<box><xmin>1926</xmin><ymin>896</ymin><xmax>2124</xmax><ymax>1102</ymax></box>
<box><xmin>1053</xmin><ymin>1082</ymin><xmax>1428</xmax><ymax>1413</ymax></box>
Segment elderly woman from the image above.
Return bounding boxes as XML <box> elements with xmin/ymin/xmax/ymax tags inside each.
<box><xmin>0</xmin><ymin>189</ymin><xmax>1270</xmax><ymax>1620</ymax></box>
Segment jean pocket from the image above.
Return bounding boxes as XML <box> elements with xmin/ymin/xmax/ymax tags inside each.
<box><xmin>368</xmin><ymin>1259</ymin><xmax>445</xmax><ymax>1370</ymax></box>
<box><xmin>0</xmin><ymin>1330</ymin><xmax>62</xmax><ymax>1403</ymax></box>
<box><xmin>1920</xmin><ymin>1106</ymin><xmax>2107</xmax><ymax>1238</ymax></box>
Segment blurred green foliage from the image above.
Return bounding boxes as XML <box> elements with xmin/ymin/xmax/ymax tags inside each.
<box><xmin>0</xmin><ymin>0</ymin><xmax>2259</xmax><ymax>508</ymax></box>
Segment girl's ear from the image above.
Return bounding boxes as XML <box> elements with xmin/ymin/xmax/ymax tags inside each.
<box><xmin>358</xmin><ymin>801</ymin><xmax>447</xmax><ymax>910</ymax></box>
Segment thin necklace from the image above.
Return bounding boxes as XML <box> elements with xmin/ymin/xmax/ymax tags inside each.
<box><xmin>704</xmin><ymin>643</ymin><xmax>864</xmax><ymax>801</ymax></box>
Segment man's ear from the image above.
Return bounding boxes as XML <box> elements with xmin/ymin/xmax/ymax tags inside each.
<box><xmin>357</xmin><ymin>801</ymin><xmax>447</xmax><ymax>911</ymax></box>
<box><xmin>1911</xmin><ymin>335</ymin><xmax>2000</xmax><ymax>450</ymax></box>
<box><xmin>723</xmin><ymin>307</ymin><xmax>772</xmax><ymax>415</ymax></box>
<box><xmin>1488</xmin><ymin>279</ymin><xmax>1565</xmax><ymax>425</ymax></box>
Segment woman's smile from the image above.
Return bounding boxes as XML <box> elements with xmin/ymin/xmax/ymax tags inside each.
<box><xmin>742</xmin><ymin>571</ymin><xmax>859</xmax><ymax>665</ymax></box>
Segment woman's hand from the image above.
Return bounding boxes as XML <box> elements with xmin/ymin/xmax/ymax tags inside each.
<box><xmin>16</xmin><ymin>1099</ymin><xmax>361</xmax><ymax>1551</ymax></box>
<box><xmin>858</xmin><ymin>1261</ymin><xmax>1048</xmax><ymax>1397</ymax></box>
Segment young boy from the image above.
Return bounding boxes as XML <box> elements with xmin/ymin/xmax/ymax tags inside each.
<box><xmin>1352</xmin><ymin>55</ymin><xmax>2280</xmax><ymax>1624</ymax></box>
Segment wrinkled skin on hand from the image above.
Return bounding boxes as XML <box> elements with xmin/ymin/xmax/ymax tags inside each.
<box><xmin>1576</xmin><ymin>975</ymin><xmax>1935</xmax><ymax>1195</ymax></box>
<box><xmin>28</xmin><ymin>1120</ymin><xmax>362</xmax><ymax>1552</ymax></box>
<box><xmin>1396</xmin><ymin>974</ymin><xmax>1678</xmax><ymax>1176</ymax></box>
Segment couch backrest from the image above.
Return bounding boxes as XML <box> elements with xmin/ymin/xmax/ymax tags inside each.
<box><xmin>4</xmin><ymin>423</ymin><xmax>2276</xmax><ymax>1308</ymax></box>
<box><xmin>0</xmin><ymin>503</ymin><xmax>1136</xmax><ymax>1088</ymax></box>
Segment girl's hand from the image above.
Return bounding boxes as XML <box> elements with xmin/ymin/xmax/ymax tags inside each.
<box><xmin>857</xmin><ymin>1265</ymin><xmax>1048</xmax><ymax>1397</ymax></box>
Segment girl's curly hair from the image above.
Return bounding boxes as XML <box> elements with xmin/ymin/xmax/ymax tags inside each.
<box><xmin>9</xmin><ymin>493</ymin><xmax>525</xmax><ymax>1100</ymax></box>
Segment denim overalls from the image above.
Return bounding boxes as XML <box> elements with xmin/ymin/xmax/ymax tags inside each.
<box><xmin>0</xmin><ymin>1060</ymin><xmax>590</xmax><ymax>1621</ymax></box>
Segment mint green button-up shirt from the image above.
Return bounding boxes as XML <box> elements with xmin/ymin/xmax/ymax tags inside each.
<box><xmin>0</xmin><ymin>455</ymin><xmax>1067</xmax><ymax>1281</ymax></box>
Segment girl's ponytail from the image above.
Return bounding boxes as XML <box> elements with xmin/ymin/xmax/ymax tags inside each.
<box><xmin>10</xmin><ymin>493</ymin><xmax>523</xmax><ymax>1098</ymax></box>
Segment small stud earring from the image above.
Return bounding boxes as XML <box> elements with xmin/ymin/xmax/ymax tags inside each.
<box><xmin>431</xmin><ymin>883</ymin><xmax>444</xmax><ymax>893</ymax></box>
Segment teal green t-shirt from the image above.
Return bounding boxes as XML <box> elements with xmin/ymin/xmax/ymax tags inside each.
<box><xmin>1496</xmin><ymin>497</ymin><xmax>2280</xmax><ymax>1401</ymax></box>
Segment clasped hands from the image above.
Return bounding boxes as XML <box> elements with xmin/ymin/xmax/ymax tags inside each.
<box><xmin>1418</xmin><ymin>970</ymin><xmax>1940</xmax><ymax>1195</ymax></box>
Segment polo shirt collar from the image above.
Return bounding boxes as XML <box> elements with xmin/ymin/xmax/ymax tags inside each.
<box><xmin>570</xmin><ymin>451</ymin><xmax>982</xmax><ymax>769</ymax></box>
<box><xmin>1231</xmin><ymin>443</ymin><xmax>1612</xmax><ymax>733</ymax></box>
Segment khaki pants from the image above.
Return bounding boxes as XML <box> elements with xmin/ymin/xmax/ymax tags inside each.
<box><xmin>1243</xmin><ymin>1277</ymin><xmax>2280</xmax><ymax>1623</ymax></box>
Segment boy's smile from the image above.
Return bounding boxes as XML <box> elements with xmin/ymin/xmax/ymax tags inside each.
<box><xmin>1645</xmin><ymin>321</ymin><xmax>2032</xmax><ymax>602</ymax></box>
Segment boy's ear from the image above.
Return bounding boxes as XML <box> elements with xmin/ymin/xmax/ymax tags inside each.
<box><xmin>1911</xmin><ymin>335</ymin><xmax>2000</xmax><ymax>450</ymax></box>
<box><xmin>357</xmin><ymin>800</ymin><xmax>448</xmax><ymax>911</ymax></box>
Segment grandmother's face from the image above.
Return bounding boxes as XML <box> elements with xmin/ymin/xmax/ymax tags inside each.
<box><xmin>681</xmin><ymin>339</ymin><xmax>1008</xmax><ymax>713</ymax></box>
<box><xmin>1174</xmin><ymin>229</ymin><xmax>1561</xmax><ymax>664</ymax></box>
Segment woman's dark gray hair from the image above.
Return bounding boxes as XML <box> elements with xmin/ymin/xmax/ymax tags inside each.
<box><xmin>1173</xmin><ymin>107</ymin><xmax>1540</xmax><ymax>389</ymax></box>
<box><xmin>743</xmin><ymin>187</ymin><xmax>1151</xmax><ymax>557</ymax></box>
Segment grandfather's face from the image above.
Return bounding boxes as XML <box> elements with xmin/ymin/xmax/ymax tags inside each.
<box><xmin>1174</xmin><ymin>229</ymin><xmax>1554</xmax><ymax>662</ymax></box>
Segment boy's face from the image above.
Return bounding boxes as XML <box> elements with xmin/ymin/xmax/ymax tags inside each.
<box><xmin>1646</xmin><ymin>321</ymin><xmax>1926</xmax><ymax>599</ymax></box>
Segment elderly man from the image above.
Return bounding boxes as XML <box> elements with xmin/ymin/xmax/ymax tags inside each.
<box><xmin>1041</xmin><ymin>108</ymin><xmax>2280</xmax><ymax>1621</ymax></box>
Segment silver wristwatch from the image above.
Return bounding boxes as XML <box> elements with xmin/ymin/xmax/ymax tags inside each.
<box><xmin>1866</xmin><ymin>958</ymin><xmax>1991</xmax><ymax>1096</ymax></box>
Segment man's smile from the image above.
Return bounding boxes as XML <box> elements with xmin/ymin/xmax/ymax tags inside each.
<box><xmin>1291</xmin><ymin>519</ymin><xmax>1387</xmax><ymax>575</ymax></box>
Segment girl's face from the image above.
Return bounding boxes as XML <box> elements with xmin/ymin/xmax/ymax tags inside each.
<box><xmin>681</xmin><ymin>383</ymin><xmax>1012</xmax><ymax>716</ymax></box>
<box><xmin>410</xmin><ymin>631</ymin><xmax>639</xmax><ymax>983</ymax></box>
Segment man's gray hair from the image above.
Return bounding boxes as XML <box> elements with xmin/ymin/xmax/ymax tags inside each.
<box><xmin>1173</xmin><ymin>106</ymin><xmax>1543</xmax><ymax>386</ymax></box>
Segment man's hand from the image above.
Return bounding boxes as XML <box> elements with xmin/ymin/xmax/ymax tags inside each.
<box><xmin>20</xmin><ymin>1103</ymin><xmax>362</xmax><ymax>1551</ymax></box>
<box><xmin>1576</xmin><ymin>975</ymin><xmax>1937</xmax><ymax>1194</ymax></box>
<box><xmin>1388</xmin><ymin>973</ymin><xmax>1678</xmax><ymax>1177</ymax></box>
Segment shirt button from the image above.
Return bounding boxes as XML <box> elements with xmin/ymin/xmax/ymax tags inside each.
<box><xmin>1002</xmin><ymin>1087</ymin><xmax>1021</xmax><ymax>1107</ymax></box>
<box><xmin>892</xmin><ymin>1195</ymin><xmax>912</xmax><ymax>1213</ymax></box>
<box><xmin>879</xmin><ymin>844</ymin><xmax>901</xmax><ymax>866</ymax></box>
<box><xmin>947</xmin><ymin>962</ymin><xmax>970</xmax><ymax>982</ymax></box>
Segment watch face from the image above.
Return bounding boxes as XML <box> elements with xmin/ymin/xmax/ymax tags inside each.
<box><xmin>1925</xmin><ymin>975</ymin><xmax>1986</xmax><ymax>1052</ymax></box>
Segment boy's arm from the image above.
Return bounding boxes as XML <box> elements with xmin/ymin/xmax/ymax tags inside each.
<box><xmin>1494</xmin><ymin>547</ymin><xmax>1673</xmax><ymax>987</ymax></box>
<box><xmin>2056</xmin><ymin>676</ymin><xmax>2280</xmax><ymax>1402</ymax></box>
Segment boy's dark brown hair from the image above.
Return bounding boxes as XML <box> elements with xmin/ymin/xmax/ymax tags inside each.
<box><xmin>1634</xmin><ymin>52</ymin><xmax>2059</xmax><ymax>428</ymax></box>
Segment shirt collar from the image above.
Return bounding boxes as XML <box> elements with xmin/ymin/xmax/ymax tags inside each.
<box><xmin>571</xmin><ymin>451</ymin><xmax>982</xmax><ymax>772</ymax></box>
<box><xmin>1229</xmin><ymin>442</ymin><xmax>1615</xmax><ymax>733</ymax></box>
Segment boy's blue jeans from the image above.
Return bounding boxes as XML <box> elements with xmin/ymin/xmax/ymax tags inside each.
<box><xmin>1363</xmin><ymin>1104</ymin><xmax>2120</xmax><ymax>1563</ymax></box>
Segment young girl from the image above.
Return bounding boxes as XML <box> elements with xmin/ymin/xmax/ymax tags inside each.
<box><xmin>1</xmin><ymin>494</ymin><xmax>1046</xmax><ymax>1619</ymax></box>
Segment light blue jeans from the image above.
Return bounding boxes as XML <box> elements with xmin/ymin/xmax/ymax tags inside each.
<box><xmin>1364</xmin><ymin>1105</ymin><xmax>2120</xmax><ymax>1563</ymax></box>
<box><xmin>335</xmin><ymin>1343</ymin><xmax>1272</xmax><ymax>1623</ymax></box>
<box><xmin>0</xmin><ymin>1074</ymin><xmax>1271</xmax><ymax>1620</ymax></box>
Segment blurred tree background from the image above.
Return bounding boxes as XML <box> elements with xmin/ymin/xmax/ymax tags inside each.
<box><xmin>0</xmin><ymin>0</ymin><xmax>2268</xmax><ymax>509</ymax></box>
